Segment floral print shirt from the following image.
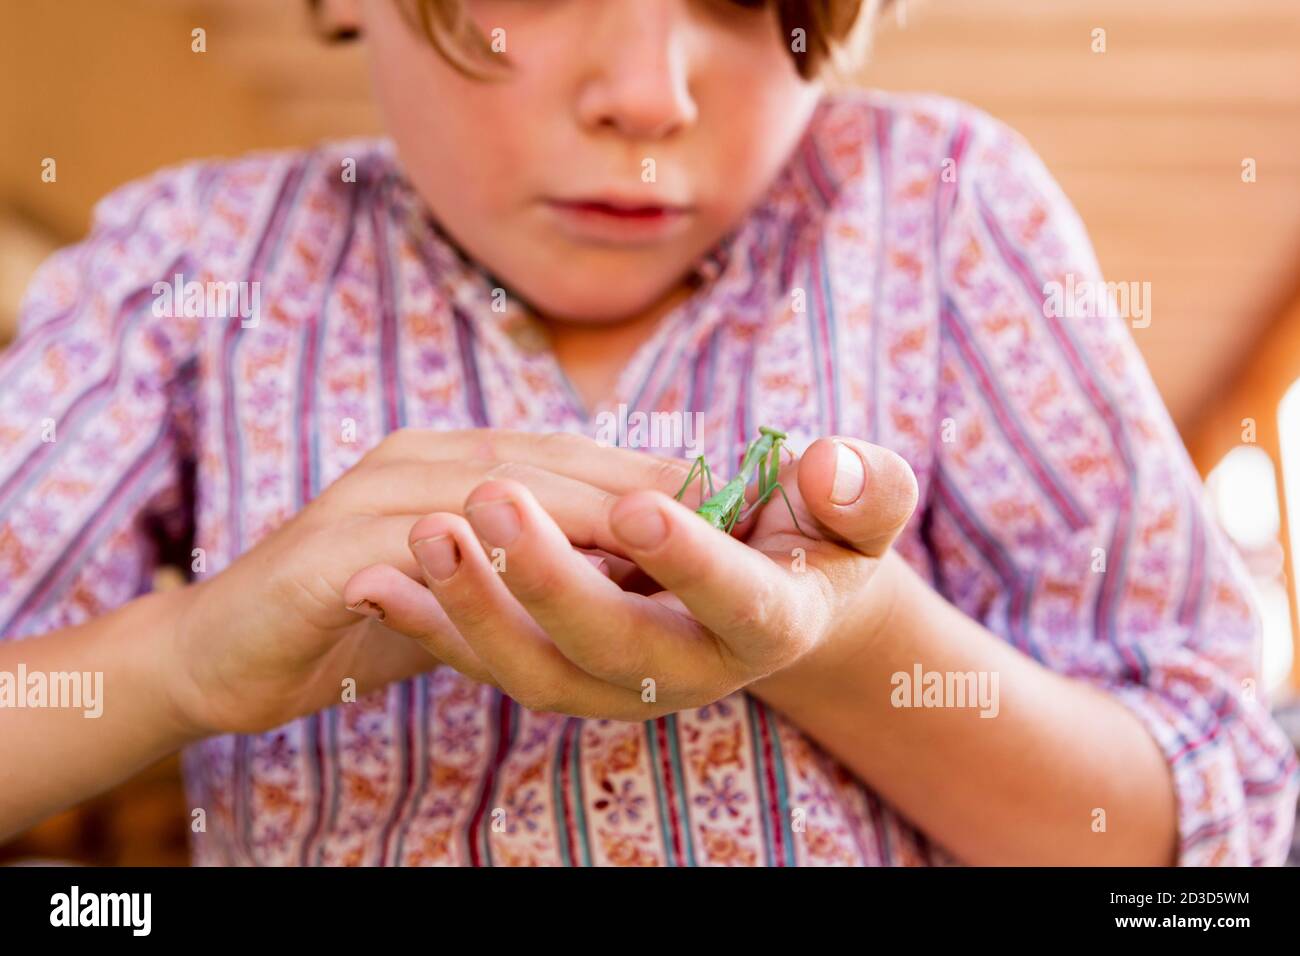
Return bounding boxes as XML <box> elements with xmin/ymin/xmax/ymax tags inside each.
<box><xmin>1</xmin><ymin>90</ymin><xmax>1296</xmax><ymax>865</ymax></box>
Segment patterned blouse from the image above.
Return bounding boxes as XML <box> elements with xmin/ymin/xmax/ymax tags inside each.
<box><xmin>2</xmin><ymin>90</ymin><xmax>1296</xmax><ymax>866</ymax></box>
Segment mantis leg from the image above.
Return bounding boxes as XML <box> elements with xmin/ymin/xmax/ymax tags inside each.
<box><xmin>736</xmin><ymin>480</ymin><xmax>805</xmax><ymax>536</ymax></box>
<box><xmin>736</xmin><ymin>482</ymin><xmax>774</xmax><ymax>523</ymax></box>
<box><xmin>675</xmin><ymin>456</ymin><xmax>706</xmax><ymax>501</ymax></box>
<box><xmin>771</xmin><ymin>481</ymin><xmax>805</xmax><ymax>536</ymax></box>
<box><xmin>699</xmin><ymin>456</ymin><xmax>717</xmax><ymax>498</ymax></box>
<box><xmin>755</xmin><ymin>442</ymin><xmax>784</xmax><ymax>501</ymax></box>
<box><xmin>765</xmin><ymin>441</ymin><xmax>803</xmax><ymax>534</ymax></box>
<box><xmin>756</xmin><ymin>451</ymin><xmax>771</xmax><ymax>499</ymax></box>
<box><xmin>675</xmin><ymin>454</ymin><xmax>720</xmax><ymax>508</ymax></box>
<box><xmin>724</xmin><ymin>502</ymin><xmax>744</xmax><ymax>533</ymax></box>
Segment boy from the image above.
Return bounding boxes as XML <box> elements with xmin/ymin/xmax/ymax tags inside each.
<box><xmin>0</xmin><ymin>0</ymin><xmax>1294</xmax><ymax>865</ymax></box>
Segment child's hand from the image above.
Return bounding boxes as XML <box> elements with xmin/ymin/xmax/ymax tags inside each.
<box><xmin>165</xmin><ymin>430</ymin><xmax>694</xmax><ymax>736</ymax></box>
<box><xmin>374</xmin><ymin>437</ymin><xmax>918</xmax><ymax>720</ymax></box>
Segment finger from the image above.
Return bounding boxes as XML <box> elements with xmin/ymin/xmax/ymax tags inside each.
<box><xmin>330</xmin><ymin>460</ymin><xmax>640</xmax><ymax>556</ymax></box>
<box><xmin>326</xmin><ymin>514</ymin><xmax>426</xmax><ymax>579</ymax></box>
<box><xmin>795</xmin><ymin>438</ymin><xmax>918</xmax><ymax>557</ymax></box>
<box><xmin>579</xmin><ymin>549</ymin><xmax>645</xmax><ymax>589</ymax></box>
<box><xmin>342</xmin><ymin>563</ymin><xmax>497</xmax><ymax>686</ymax></box>
<box><xmin>363</xmin><ymin>428</ymin><xmax>697</xmax><ymax>499</ymax></box>
<box><xmin>458</xmin><ymin>479</ymin><xmax>727</xmax><ymax>693</ymax></box>
<box><xmin>607</xmin><ymin>490</ymin><xmax>820</xmax><ymax>672</ymax></box>
<box><xmin>577</xmin><ymin>550</ymin><xmax>615</xmax><ymax>578</ymax></box>
<box><xmin>291</xmin><ymin>513</ymin><xmax>431</xmax><ymax>631</ymax></box>
<box><xmin>406</xmin><ymin>512</ymin><xmax>649</xmax><ymax>720</ymax></box>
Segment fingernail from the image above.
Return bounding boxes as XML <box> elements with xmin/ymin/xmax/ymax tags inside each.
<box><xmin>412</xmin><ymin>534</ymin><xmax>461</xmax><ymax>582</ymax></box>
<box><xmin>581</xmin><ymin>552</ymin><xmax>611</xmax><ymax>576</ymax></box>
<box><xmin>465</xmin><ymin>498</ymin><xmax>521</xmax><ymax>548</ymax></box>
<box><xmin>347</xmin><ymin>599</ymin><xmax>386</xmax><ymax>622</ymax></box>
<box><xmin>830</xmin><ymin>440</ymin><xmax>866</xmax><ymax>505</ymax></box>
<box><xmin>613</xmin><ymin>506</ymin><xmax>668</xmax><ymax>550</ymax></box>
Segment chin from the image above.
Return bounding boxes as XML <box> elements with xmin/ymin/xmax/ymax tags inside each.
<box><xmin>511</xmin><ymin>265</ymin><xmax>690</xmax><ymax>325</ymax></box>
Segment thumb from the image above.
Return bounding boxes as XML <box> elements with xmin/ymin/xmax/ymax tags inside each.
<box><xmin>796</xmin><ymin>437</ymin><xmax>918</xmax><ymax>557</ymax></box>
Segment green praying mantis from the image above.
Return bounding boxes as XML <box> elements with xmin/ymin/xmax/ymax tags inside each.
<box><xmin>673</xmin><ymin>425</ymin><xmax>804</xmax><ymax>535</ymax></box>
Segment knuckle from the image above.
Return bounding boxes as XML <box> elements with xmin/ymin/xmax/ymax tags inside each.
<box><xmin>538</xmin><ymin>429</ymin><xmax>582</xmax><ymax>452</ymax></box>
<box><xmin>723</xmin><ymin>589</ymin><xmax>788</xmax><ymax>641</ymax></box>
<box><xmin>745</xmin><ymin>591</ymin><xmax>812</xmax><ymax>668</ymax></box>
<box><xmin>312</xmin><ymin>479</ymin><xmax>347</xmax><ymax>514</ymax></box>
<box><xmin>460</xmin><ymin>427</ymin><xmax>499</xmax><ymax>461</ymax></box>
<box><xmin>617</xmin><ymin>702</ymin><xmax>660</xmax><ymax>722</ymax></box>
<box><xmin>653</xmin><ymin>458</ymin><xmax>693</xmax><ymax>494</ymax></box>
<box><xmin>508</xmin><ymin>680</ymin><xmax>561</xmax><ymax>714</ymax></box>
<box><xmin>484</xmin><ymin>460</ymin><xmax>535</xmax><ymax>484</ymax></box>
<box><xmin>502</xmin><ymin>559</ymin><xmax>564</xmax><ymax>606</ymax></box>
<box><xmin>324</xmin><ymin>459</ymin><xmax>377</xmax><ymax>498</ymax></box>
<box><xmin>441</xmin><ymin>590</ymin><xmax>498</xmax><ymax>635</ymax></box>
<box><xmin>578</xmin><ymin>635</ymin><xmax>645</xmax><ymax>687</ymax></box>
<box><xmin>723</xmin><ymin>600</ymin><xmax>767</xmax><ymax>637</ymax></box>
<box><xmin>318</xmin><ymin>465</ymin><xmax>388</xmax><ymax>516</ymax></box>
<box><xmin>373</xmin><ymin>426</ymin><xmax>419</xmax><ymax>459</ymax></box>
<box><xmin>537</xmin><ymin>430</ymin><xmax>593</xmax><ymax>460</ymax></box>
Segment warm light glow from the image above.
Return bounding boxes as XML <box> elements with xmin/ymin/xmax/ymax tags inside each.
<box><xmin>1206</xmin><ymin>445</ymin><xmax>1281</xmax><ymax>551</ymax></box>
<box><xmin>1280</xmin><ymin>381</ymin><xmax>1300</xmax><ymax>659</ymax></box>
<box><xmin>1208</xmin><ymin>442</ymin><xmax>1293</xmax><ymax>694</ymax></box>
<box><xmin>1255</xmin><ymin>578</ymin><xmax>1295</xmax><ymax>694</ymax></box>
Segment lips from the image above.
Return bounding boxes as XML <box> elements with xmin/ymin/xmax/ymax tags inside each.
<box><xmin>542</xmin><ymin>195</ymin><xmax>694</xmax><ymax>243</ymax></box>
<box><xmin>548</xmin><ymin>198</ymin><xmax>690</xmax><ymax>219</ymax></box>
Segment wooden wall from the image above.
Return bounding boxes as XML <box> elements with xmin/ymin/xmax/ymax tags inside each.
<box><xmin>1</xmin><ymin>0</ymin><xmax>1297</xmax><ymax>865</ymax></box>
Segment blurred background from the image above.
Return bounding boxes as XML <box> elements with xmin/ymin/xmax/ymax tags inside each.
<box><xmin>1</xmin><ymin>0</ymin><xmax>1298</xmax><ymax>864</ymax></box>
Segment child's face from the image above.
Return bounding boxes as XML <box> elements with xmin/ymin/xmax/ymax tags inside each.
<box><xmin>358</xmin><ymin>0</ymin><xmax>824</xmax><ymax>323</ymax></box>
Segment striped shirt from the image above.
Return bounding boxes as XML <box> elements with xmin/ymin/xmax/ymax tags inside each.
<box><xmin>2</xmin><ymin>90</ymin><xmax>1295</xmax><ymax>866</ymax></box>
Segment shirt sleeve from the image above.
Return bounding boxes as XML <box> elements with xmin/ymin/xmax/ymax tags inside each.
<box><xmin>0</xmin><ymin>164</ymin><xmax>206</xmax><ymax>641</ymax></box>
<box><xmin>929</xmin><ymin>107</ymin><xmax>1299</xmax><ymax>865</ymax></box>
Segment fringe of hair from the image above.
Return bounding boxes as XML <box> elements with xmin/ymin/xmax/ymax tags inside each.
<box><xmin>310</xmin><ymin>0</ymin><xmax>896</xmax><ymax>82</ymax></box>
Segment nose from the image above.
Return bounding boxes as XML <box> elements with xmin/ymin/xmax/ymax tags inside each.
<box><xmin>575</xmin><ymin>0</ymin><xmax>699</xmax><ymax>141</ymax></box>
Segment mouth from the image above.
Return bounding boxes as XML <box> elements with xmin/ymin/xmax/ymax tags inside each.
<box><xmin>542</xmin><ymin>195</ymin><xmax>695</xmax><ymax>244</ymax></box>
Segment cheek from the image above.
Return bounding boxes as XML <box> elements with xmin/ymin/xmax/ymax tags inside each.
<box><xmin>393</xmin><ymin>98</ymin><xmax>532</xmax><ymax>278</ymax></box>
<box><xmin>362</xmin><ymin>12</ymin><xmax>527</xmax><ymax>222</ymax></box>
<box><xmin>388</xmin><ymin>93</ymin><xmax>521</xmax><ymax>220</ymax></box>
<box><xmin>698</xmin><ymin>82</ymin><xmax>820</xmax><ymax>217</ymax></box>
<box><xmin>686</xmin><ymin>29</ymin><xmax>822</xmax><ymax>205</ymax></box>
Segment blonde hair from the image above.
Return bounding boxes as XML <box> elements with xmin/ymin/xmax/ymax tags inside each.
<box><xmin>312</xmin><ymin>0</ymin><xmax>893</xmax><ymax>81</ymax></box>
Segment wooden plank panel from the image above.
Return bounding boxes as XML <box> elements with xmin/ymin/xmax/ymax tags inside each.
<box><xmin>867</xmin><ymin>49</ymin><xmax>1300</xmax><ymax>109</ymax></box>
<box><xmin>1005</xmin><ymin>114</ymin><xmax>1300</xmax><ymax>173</ymax></box>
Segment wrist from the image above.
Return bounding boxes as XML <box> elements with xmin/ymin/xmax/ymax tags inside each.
<box><xmin>149</xmin><ymin>580</ymin><xmax>218</xmax><ymax>744</ymax></box>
